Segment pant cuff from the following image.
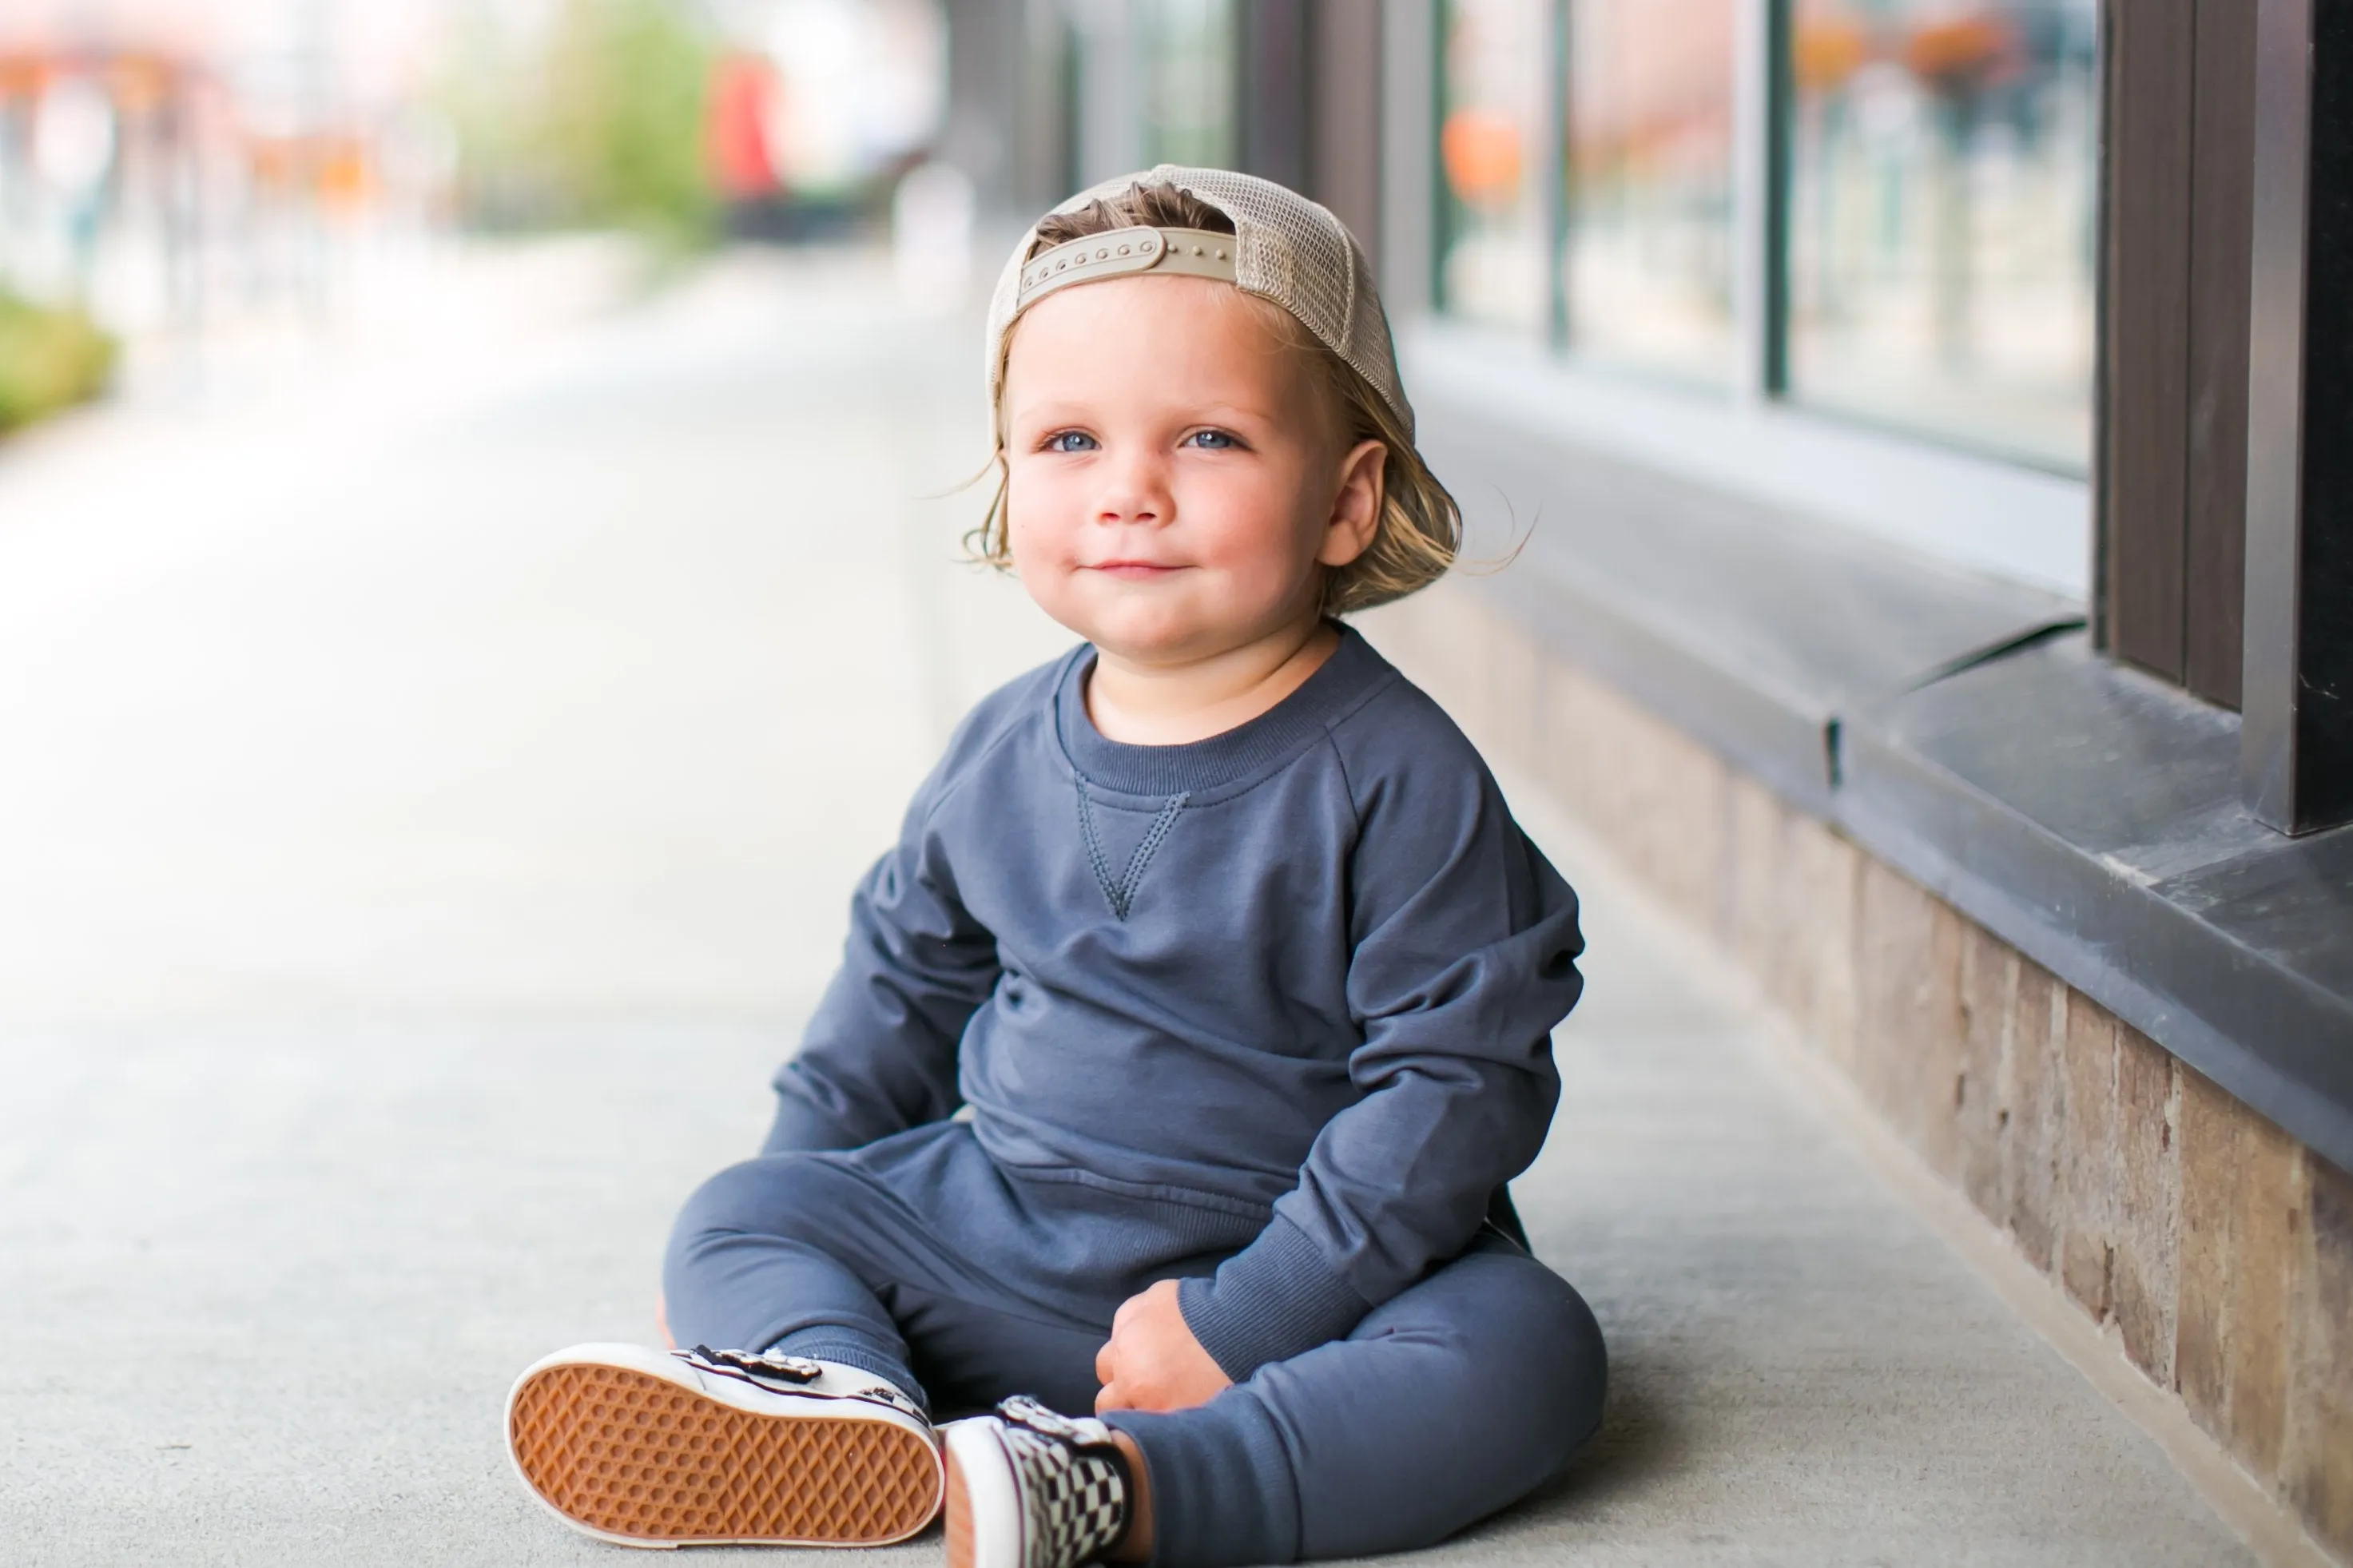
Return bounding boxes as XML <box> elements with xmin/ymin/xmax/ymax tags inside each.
<box><xmin>1106</xmin><ymin>1392</ymin><xmax>1299</xmax><ymax>1568</ymax></box>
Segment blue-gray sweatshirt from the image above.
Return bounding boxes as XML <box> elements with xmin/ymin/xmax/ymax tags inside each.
<box><xmin>763</xmin><ymin>623</ymin><xmax>1585</xmax><ymax>1380</ymax></box>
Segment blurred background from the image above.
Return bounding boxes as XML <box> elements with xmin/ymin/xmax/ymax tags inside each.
<box><xmin>0</xmin><ymin>0</ymin><xmax>960</xmax><ymax>422</ymax></box>
<box><xmin>0</xmin><ymin>0</ymin><xmax>2097</xmax><ymax>463</ymax></box>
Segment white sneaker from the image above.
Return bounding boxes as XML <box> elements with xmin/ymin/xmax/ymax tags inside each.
<box><xmin>941</xmin><ymin>1397</ymin><xmax>1133</xmax><ymax>1568</ymax></box>
<box><xmin>505</xmin><ymin>1342</ymin><xmax>943</xmax><ymax>1550</ymax></box>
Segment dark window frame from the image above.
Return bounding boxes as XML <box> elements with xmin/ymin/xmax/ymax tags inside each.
<box><xmin>2098</xmin><ymin>0</ymin><xmax>2352</xmax><ymax>834</ymax></box>
<box><xmin>2241</xmin><ymin>0</ymin><xmax>2353</xmax><ymax>836</ymax></box>
<box><xmin>2096</xmin><ymin>0</ymin><xmax>2254</xmax><ymax>710</ymax></box>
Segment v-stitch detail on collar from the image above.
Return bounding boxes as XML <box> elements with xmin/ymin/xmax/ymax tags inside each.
<box><xmin>1074</xmin><ymin>780</ymin><xmax>1190</xmax><ymax>922</ymax></box>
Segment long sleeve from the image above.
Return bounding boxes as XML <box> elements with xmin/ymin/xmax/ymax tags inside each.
<box><xmin>1178</xmin><ymin>757</ymin><xmax>1583</xmax><ymax>1379</ymax></box>
<box><xmin>763</xmin><ymin>756</ymin><xmax>1004</xmax><ymax>1154</ymax></box>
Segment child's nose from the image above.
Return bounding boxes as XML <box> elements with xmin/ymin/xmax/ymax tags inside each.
<box><xmin>1095</xmin><ymin>496</ymin><xmax>1163</xmax><ymax>526</ymax></box>
<box><xmin>1094</xmin><ymin>455</ymin><xmax>1171</xmax><ymax>525</ymax></box>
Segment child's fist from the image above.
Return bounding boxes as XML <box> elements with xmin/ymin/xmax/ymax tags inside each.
<box><xmin>1095</xmin><ymin>1279</ymin><xmax>1233</xmax><ymax>1414</ymax></box>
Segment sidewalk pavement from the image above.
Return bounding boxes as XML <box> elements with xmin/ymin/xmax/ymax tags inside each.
<box><xmin>0</xmin><ymin>249</ymin><xmax>2252</xmax><ymax>1566</ymax></box>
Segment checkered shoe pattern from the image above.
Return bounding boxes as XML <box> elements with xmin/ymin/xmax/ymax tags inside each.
<box><xmin>992</xmin><ymin>1397</ymin><xmax>1131</xmax><ymax>1568</ymax></box>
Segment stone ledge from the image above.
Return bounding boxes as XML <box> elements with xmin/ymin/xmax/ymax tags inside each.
<box><xmin>1839</xmin><ymin>634</ymin><xmax>2353</xmax><ymax>1176</ymax></box>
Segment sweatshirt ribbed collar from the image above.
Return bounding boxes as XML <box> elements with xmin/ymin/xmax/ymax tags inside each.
<box><xmin>1055</xmin><ymin>622</ymin><xmax>1387</xmax><ymax>797</ymax></box>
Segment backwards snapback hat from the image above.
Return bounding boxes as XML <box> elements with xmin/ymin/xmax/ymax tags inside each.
<box><xmin>983</xmin><ymin>165</ymin><xmax>1414</xmax><ymax>443</ymax></box>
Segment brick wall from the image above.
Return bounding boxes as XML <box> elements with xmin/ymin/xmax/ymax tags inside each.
<box><xmin>1365</xmin><ymin>583</ymin><xmax>2353</xmax><ymax>1562</ymax></box>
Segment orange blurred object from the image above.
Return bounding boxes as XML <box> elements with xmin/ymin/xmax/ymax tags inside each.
<box><xmin>1905</xmin><ymin>13</ymin><xmax>2017</xmax><ymax>85</ymax></box>
<box><xmin>316</xmin><ymin>135</ymin><xmax>374</xmax><ymax>212</ymax></box>
<box><xmin>1441</xmin><ymin>108</ymin><xmax>1524</xmax><ymax>210</ymax></box>
<box><xmin>1792</xmin><ymin>14</ymin><xmax>1870</xmax><ymax>93</ymax></box>
<box><xmin>106</xmin><ymin>51</ymin><xmax>171</xmax><ymax>113</ymax></box>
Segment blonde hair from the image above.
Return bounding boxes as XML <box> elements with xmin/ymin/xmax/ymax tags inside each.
<box><xmin>967</xmin><ymin>181</ymin><xmax>1462</xmax><ymax>617</ymax></box>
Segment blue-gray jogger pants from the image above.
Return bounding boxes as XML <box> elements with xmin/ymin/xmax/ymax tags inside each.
<box><xmin>662</xmin><ymin>1122</ymin><xmax>1607</xmax><ymax>1568</ymax></box>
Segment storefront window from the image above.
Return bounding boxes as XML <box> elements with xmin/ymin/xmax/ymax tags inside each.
<box><xmin>1783</xmin><ymin>0</ymin><xmax>2099</xmax><ymax>471</ymax></box>
<box><xmin>1437</xmin><ymin>0</ymin><xmax>1549</xmax><ymax>332</ymax></box>
<box><xmin>1562</xmin><ymin>0</ymin><xmax>1738</xmax><ymax>383</ymax></box>
<box><xmin>1139</xmin><ymin>0</ymin><xmax>1235</xmax><ymax>170</ymax></box>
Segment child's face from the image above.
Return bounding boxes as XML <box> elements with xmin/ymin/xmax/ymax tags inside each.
<box><xmin>999</xmin><ymin>275</ymin><xmax>1381</xmax><ymax>667</ymax></box>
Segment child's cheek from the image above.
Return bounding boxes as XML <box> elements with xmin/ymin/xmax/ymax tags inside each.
<box><xmin>1004</xmin><ymin>468</ymin><xmax>1075</xmax><ymax>567</ymax></box>
<box><xmin>1179</xmin><ymin>474</ymin><xmax>1302</xmax><ymax>576</ymax></box>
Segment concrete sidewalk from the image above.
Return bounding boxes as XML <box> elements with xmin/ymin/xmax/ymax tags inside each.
<box><xmin>0</xmin><ymin>252</ymin><xmax>2251</xmax><ymax>1566</ymax></box>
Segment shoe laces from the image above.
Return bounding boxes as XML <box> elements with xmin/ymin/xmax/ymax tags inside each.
<box><xmin>674</xmin><ymin>1345</ymin><xmax>928</xmax><ymax>1423</ymax></box>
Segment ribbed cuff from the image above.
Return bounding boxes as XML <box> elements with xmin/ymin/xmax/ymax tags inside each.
<box><xmin>1104</xmin><ymin>1395</ymin><xmax>1300</xmax><ymax>1568</ymax></box>
<box><xmin>1177</xmin><ymin>1215</ymin><xmax>1369</xmax><ymax>1382</ymax></box>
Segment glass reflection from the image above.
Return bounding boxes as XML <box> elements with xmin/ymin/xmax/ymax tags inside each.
<box><xmin>1437</xmin><ymin>0</ymin><xmax>1548</xmax><ymax>332</ymax></box>
<box><xmin>1785</xmin><ymin>0</ymin><xmax>2099</xmax><ymax>470</ymax></box>
<box><xmin>1563</xmin><ymin>0</ymin><xmax>1738</xmax><ymax>383</ymax></box>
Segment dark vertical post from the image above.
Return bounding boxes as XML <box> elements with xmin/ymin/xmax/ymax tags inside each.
<box><xmin>1761</xmin><ymin>0</ymin><xmax>1794</xmax><ymax>395</ymax></box>
<box><xmin>2098</xmin><ymin>0</ymin><xmax>2196</xmax><ymax>682</ymax></box>
<box><xmin>2182</xmin><ymin>0</ymin><xmax>2257</xmax><ymax>706</ymax></box>
<box><xmin>941</xmin><ymin>0</ymin><xmax>1021</xmax><ymax>213</ymax></box>
<box><xmin>2244</xmin><ymin>0</ymin><xmax>2353</xmax><ymax>833</ymax></box>
<box><xmin>1008</xmin><ymin>0</ymin><xmax>1079</xmax><ymax>212</ymax></box>
<box><xmin>1377</xmin><ymin>0</ymin><xmax>1437</xmax><ymax>315</ymax></box>
<box><xmin>1310</xmin><ymin>0</ymin><xmax>1385</xmax><ymax>262</ymax></box>
<box><xmin>1241</xmin><ymin>0</ymin><xmax>1314</xmax><ymax>194</ymax></box>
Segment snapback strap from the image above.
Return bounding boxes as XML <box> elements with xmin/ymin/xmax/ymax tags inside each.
<box><xmin>1014</xmin><ymin>225</ymin><xmax>1238</xmax><ymax>314</ymax></box>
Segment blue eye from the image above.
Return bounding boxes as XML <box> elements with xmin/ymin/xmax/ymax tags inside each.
<box><xmin>1044</xmin><ymin>431</ymin><xmax>1097</xmax><ymax>453</ymax></box>
<box><xmin>1184</xmin><ymin>429</ymin><xmax>1238</xmax><ymax>450</ymax></box>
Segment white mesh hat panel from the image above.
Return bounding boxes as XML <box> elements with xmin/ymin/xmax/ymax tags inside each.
<box><xmin>984</xmin><ymin>165</ymin><xmax>1413</xmax><ymax>441</ymax></box>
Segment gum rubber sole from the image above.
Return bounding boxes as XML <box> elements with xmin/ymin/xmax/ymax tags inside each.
<box><xmin>509</xmin><ymin>1361</ymin><xmax>942</xmax><ymax>1546</ymax></box>
<box><xmin>944</xmin><ymin>1450</ymin><xmax>976</xmax><ymax>1568</ymax></box>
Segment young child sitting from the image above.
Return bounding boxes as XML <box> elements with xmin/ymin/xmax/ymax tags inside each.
<box><xmin>503</xmin><ymin>165</ymin><xmax>1607</xmax><ymax>1567</ymax></box>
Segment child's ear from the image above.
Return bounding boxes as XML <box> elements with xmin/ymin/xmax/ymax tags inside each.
<box><xmin>1318</xmin><ymin>439</ymin><xmax>1386</xmax><ymax>569</ymax></box>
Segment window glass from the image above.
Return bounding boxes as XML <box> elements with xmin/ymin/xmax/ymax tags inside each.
<box><xmin>1139</xmin><ymin>0</ymin><xmax>1235</xmax><ymax>170</ymax></box>
<box><xmin>1437</xmin><ymin>0</ymin><xmax>1549</xmax><ymax>332</ymax></box>
<box><xmin>1563</xmin><ymin>0</ymin><xmax>1739</xmax><ymax>383</ymax></box>
<box><xmin>1785</xmin><ymin>0</ymin><xmax>2100</xmax><ymax>471</ymax></box>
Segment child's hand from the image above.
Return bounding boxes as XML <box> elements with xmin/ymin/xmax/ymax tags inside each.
<box><xmin>1095</xmin><ymin>1280</ymin><xmax>1232</xmax><ymax>1414</ymax></box>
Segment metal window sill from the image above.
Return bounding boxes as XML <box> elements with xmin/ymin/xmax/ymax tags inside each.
<box><xmin>1400</xmin><ymin>320</ymin><xmax>2095</xmax><ymax>597</ymax></box>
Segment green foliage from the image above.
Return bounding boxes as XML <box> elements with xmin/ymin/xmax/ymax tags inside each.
<box><xmin>0</xmin><ymin>292</ymin><xmax>117</xmax><ymax>435</ymax></box>
<box><xmin>442</xmin><ymin>0</ymin><xmax>718</xmax><ymax>245</ymax></box>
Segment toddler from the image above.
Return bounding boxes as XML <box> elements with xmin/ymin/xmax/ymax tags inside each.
<box><xmin>504</xmin><ymin>165</ymin><xmax>1606</xmax><ymax>1566</ymax></box>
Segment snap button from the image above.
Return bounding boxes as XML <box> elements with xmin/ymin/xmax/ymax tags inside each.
<box><xmin>1118</xmin><ymin>244</ymin><xmax>1131</xmax><ymax>255</ymax></box>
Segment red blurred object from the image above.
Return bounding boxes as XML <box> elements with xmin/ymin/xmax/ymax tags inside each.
<box><xmin>706</xmin><ymin>52</ymin><xmax>777</xmax><ymax>200</ymax></box>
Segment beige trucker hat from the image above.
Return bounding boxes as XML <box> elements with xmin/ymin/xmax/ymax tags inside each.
<box><xmin>984</xmin><ymin>164</ymin><xmax>1413</xmax><ymax>442</ymax></box>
